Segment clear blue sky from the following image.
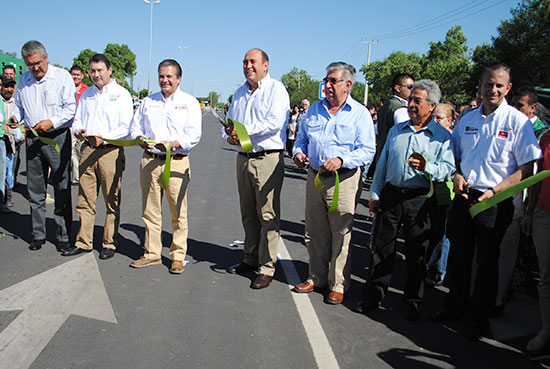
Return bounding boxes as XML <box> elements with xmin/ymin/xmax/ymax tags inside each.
<box><xmin>5</xmin><ymin>0</ymin><xmax>517</xmax><ymax>102</ymax></box>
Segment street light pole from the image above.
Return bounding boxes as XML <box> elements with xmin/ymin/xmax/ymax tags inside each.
<box><xmin>361</xmin><ymin>39</ymin><xmax>378</xmax><ymax>106</ymax></box>
<box><xmin>144</xmin><ymin>0</ymin><xmax>160</xmax><ymax>96</ymax></box>
<box><xmin>177</xmin><ymin>45</ymin><xmax>188</xmax><ymax>68</ymax></box>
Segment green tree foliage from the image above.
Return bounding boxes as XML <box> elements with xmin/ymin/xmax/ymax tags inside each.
<box><xmin>208</xmin><ymin>91</ymin><xmax>219</xmax><ymax>107</ymax></box>
<box><xmin>138</xmin><ymin>89</ymin><xmax>149</xmax><ymax>99</ymax></box>
<box><xmin>281</xmin><ymin>67</ymin><xmax>320</xmax><ymax>107</ymax></box>
<box><xmin>73</xmin><ymin>44</ymin><xmax>137</xmax><ymax>90</ymax></box>
<box><xmin>361</xmin><ymin>51</ymin><xmax>422</xmax><ymax>105</ymax></box>
<box><xmin>475</xmin><ymin>0</ymin><xmax>550</xmax><ymax>88</ymax></box>
<box><xmin>422</xmin><ymin>26</ymin><xmax>473</xmax><ymax>103</ymax></box>
<box><xmin>351</xmin><ymin>81</ymin><xmax>365</xmax><ymax>104</ymax></box>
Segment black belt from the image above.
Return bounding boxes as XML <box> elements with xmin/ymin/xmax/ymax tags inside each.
<box><xmin>86</xmin><ymin>142</ymin><xmax>119</xmax><ymax>149</ymax></box>
<box><xmin>145</xmin><ymin>151</ymin><xmax>187</xmax><ymax>160</ymax></box>
<box><xmin>312</xmin><ymin>167</ymin><xmax>357</xmax><ymax>178</ymax></box>
<box><xmin>238</xmin><ymin>150</ymin><xmax>282</xmax><ymax>158</ymax></box>
<box><xmin>385</xmin><ymin>183</ymin><xmax>429</xmax><ymax>197</ymax></box>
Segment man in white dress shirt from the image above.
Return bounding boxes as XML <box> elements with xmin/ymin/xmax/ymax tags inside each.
<box><xmin>11</xmin><ymin>40</ymin><xmax>76</xmax><ymax>252</ymax></box>
<box><xmin>62</xmin><ymin>54</ymin><xmax>132</xmax><ymax>260</ymax></box>
<box><xmin>129</xmin><ymin>59</ymin><xmax>202</xmax><ymax>274</ymax></box>
<box><xmin>224</xmin><ymin>48</ymin><xmax>290</xmax><ymax>289</ymax></box>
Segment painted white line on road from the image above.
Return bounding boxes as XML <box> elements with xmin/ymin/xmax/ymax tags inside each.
<box><xmin>278</xmin><ymin>238</ymin><xmax>340</xmax><ymax>369</ymax></box>
<box><xmin>0</xmin><ymin>253</ymin><xmax>116</xmax><ymax>369</ymax></box>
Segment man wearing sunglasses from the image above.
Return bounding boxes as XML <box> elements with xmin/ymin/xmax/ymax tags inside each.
<box><xmin>292</xmin><ymin>62</ymin><xmax>375</xmax><ymax>305</ymax></box>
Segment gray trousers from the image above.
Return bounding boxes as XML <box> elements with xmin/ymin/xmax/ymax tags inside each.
<box><xmin>26</xmin><ymin>128</ymin><xmax>72</xmax><ymax>243</ymax></box>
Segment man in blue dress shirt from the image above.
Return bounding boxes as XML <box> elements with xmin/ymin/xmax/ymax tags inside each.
<box><xmin>292</xmin><ymin>62</ymin><xmax>376</xmax><ymax>305</ymax></box>
<box><xmin>358</xmin><ymin>79</ymin><xmax>455</xmax><ymax>320</ymax></box>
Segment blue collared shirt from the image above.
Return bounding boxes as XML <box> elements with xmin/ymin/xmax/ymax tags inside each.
<box><xmin>293</xmin><ymin>95</ymin><xmax>375</xmax><ymax>171</ymax></box>
<box><xmin>371</xmin><ymin>119</ymin><xmax>455</xmax><ymax>200</ymax></box>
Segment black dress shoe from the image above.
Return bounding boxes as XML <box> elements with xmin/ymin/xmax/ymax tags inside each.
<box><xmin>56</xmin><ymin>241</ymin><xmax>72</xmax><ymax>252</ymax></box>
<box><xmin>460</xmin><ymin>318</ymin><xmax>490</xmax><ymax>341</ymax></box>
<box><xmin>226</xmin><ymin>262</ymin><xmax>256</xmax><ymax>274</ymax></box>
<box><xmin>99</xmin><ymin>248</ymin><xmax>115</xmax><ymax>260</ymax></box>
<box><xmin>61</xmin><ymin>246</ymin><xmax>91</xmax><ymax>257</ymax></box>
<box><xmin>403</xmin><ymin>301</ymin><xmax>420</xmax><ymax>321</ymax></box>
<box><xmin>251</xmin><ymin>274</ymin><xmax>273</xmax><ymax>289</ymax></box>
<box><xmin>28</xmin><ymin>240</ymin><xmax>45</xmax><ymax>251</ymax></box>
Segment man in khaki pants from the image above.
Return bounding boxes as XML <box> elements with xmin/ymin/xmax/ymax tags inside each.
<box><xmin>292</xmin><ymin>62</ymin><xmax>375</xmax><ymax>304</ymax></box>
<box><xmin>62</xmin><ymin>53</ymin><xmax>132</xmax><ymax>259</ymax></box>
<box><xmin>129</xmin><ymin>59</ymin><xmax>202</xmax><ymax>274</ymax></box>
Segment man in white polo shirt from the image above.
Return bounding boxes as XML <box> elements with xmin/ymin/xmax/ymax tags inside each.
<box><xmin>129</xmin><ymin>59</ymin><xmax>202</xmax><ymax>274</ymax></box>
<box><xmin>62</xmin><ymin>54</ymin><xmax>133</xmax><ymax>260</ymax></box>
<box><xmin>431</xmin><ymin>63</ymin><xmax>542</xmax><ymax>340</ymax></box>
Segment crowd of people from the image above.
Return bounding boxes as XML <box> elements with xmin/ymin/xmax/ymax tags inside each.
<box><xmin>1</xmin><ymin>40</ymin><xmax>550</xmax><ymax>356</ymax></box>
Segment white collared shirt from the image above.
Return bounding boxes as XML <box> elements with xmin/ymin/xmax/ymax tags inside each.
<box><xmin>13</xmin><ymin>64</ymin><xmax>76</xmax><ymax>130</ymax></box>
<box><xmin>130</xmin><ymin>89</ymin><xmax>202</xmax><ymax>155</ymax></box>
<box><xmin>393</xmin><ymin>95</ymin><xmax>410</xmax><ymax>125</ymax></box>
<box><xmin>72</xmin><ymin>80</ymin><xmax>133</xmax><ymax>140</ymax></box>
<box><xmin>453</xmin><ymin>100</ymin><xmax>542</xmax><ymax>191</ymax></box>
<box><xmin>226</xmin><ymin>74</ymin><xmax>290</xmax><ymax>152</ymax></box>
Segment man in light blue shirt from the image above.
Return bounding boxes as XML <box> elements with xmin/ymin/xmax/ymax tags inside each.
<box><xmin>292</xmin><ymin>62</ymin><xmax>375</xmax><ymax>305</ymax></box>
<box><xmin>358</xmin><ymin>79</ymin><xmax>455</xmax><ymax>320</ymax></box>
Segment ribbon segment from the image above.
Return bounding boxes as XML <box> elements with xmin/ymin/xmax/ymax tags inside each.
<box><xmin>469</xmin><ymin>170</ymin><xmax>550</xmax><ymax>218</ymax></box>
<box><xmin>314</xmin><ymin>168</ymin><xmax>340</xmax><ymax>213</ymax></box>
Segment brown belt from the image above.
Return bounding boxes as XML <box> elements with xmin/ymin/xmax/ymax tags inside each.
<box><xmin>145</xmin><ymin>151</ymin><xmax>187</xmax><ymax>160</ymax></box>
<box><xmin>238</xmin><ymin>150</ymin><xmax>283</xmax><ymax>159</ymax></box>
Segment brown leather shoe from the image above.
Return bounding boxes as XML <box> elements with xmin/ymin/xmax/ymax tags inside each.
<box><xmin>226</xmin><ymin>262</ymin><xmax>256</xmax><ymax>274</ymax></box>
<box><xmin>294</xmin><ymin>281</ymin><xmax>314</xmax><ymax>293</ymax></box>
<box><xmin>325</xmin><ymin>291</ymin><xmax>344</xmax><ymax>305</ymax></box>
<box><xmin>130</xmin><ymin>256</ymin><xmax>162</xmax><ymax>268</ymax></box>
<box><xmin>170</xmin><ymin>260</ymin><xmax>184</xmax><ymax>274</ymax></box>
<box><xmin>251</xmin><ymin>274</ymin><xmax>272</xmax><ymax>289</ymax></box>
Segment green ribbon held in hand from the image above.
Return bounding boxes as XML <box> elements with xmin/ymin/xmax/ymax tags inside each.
<box><xmin>88</xmin><ymin>136</ymin><xmax>172</xmax><ymax>190</ymax></box>
<box><xmin>314</xmin><ymin>168</ymin><xmax>340</xmax><ymax>213</ymax></box>
<box><xmin>226</xmin><ymin>118</ymin><xmax>253</xmax><ymax>153</ymax></box>
<box><xmin>469</xmin><ymin>169</ymin><xmax>550</xmax><ymax>218</ymax></box>
<box><xmin>29</xmin><ymin>127</ymin><xmax>60</xmax><ymax>153</ymax></box>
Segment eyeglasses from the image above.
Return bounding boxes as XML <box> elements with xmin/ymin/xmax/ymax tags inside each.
<box><xmin>323</xmin><ymin>77</ymin><xmax>344</xmax><ymax>85</ymax></box>
<box><xmin>401</xmin><ymin>84</ymin><xmax>414</xmax><ymax>89</ymax></box>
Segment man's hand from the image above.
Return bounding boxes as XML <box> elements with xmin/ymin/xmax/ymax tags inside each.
<box><xmin>138</xmin><ymin>136</ymin><xmax>153</xmax><ymax>150</ymax></box>
<box><xmin>33</xmin><ymin>119</ymin><xmax>53</xmax><ymax>133</ymax></box>
<box><xmin>453</xmin><ymin>173</ymin><xmax>470</xmax><ymax>199</ymax></box>
<box><xmin>477</xmin><ymin>189</ymin><xmax>495</xmax><ymax>203</ymax></box>
<box><xmin>369</xmin><ymin>199</ymin><xmax>381</xmax><ymax>216</ymax></box>
<box><xmin>294</xmin><ymin>152</ymin><xmax>309</xmax><ymax>168</ymax></box>
<box><xmin>322</xmin><ymin>157</ymin><xmax>342</xmax><ymax>172</ymax></box>
<box><xmin>225</xmin><ymin>124</ymin><xmax>240</xmax><ymax>145</ymax></box>
<box><xmin>86</xmin><ymin>135</ymin><xmax>104</xmax><ymax>148</ymax></box>
<box><xmin>75</xmin><ymin>129</ymin><xmax>86</xmax><ymax>140</ymax></box>
<box><xmin>408</xmin><ymin>153</ymin><xmax>426</xmax><ymax>171</ymax></box>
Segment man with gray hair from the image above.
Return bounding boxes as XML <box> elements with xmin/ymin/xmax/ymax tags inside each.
<box><xmin>292</xmin><ymin>62</ymin><xmax>375</xmax><ymax>304</ymax></box>
<box><xmin>10</xmin><ymin>40</ymin><xmax>76</xmax><ymax>251</ymax></box>
<box><xmin>357</xmin><ymin>79</ymin><xmax>455</xmax><ymax>319</ymax></box>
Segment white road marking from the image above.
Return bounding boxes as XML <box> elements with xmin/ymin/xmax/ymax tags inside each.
<box><xmin>0</xmin><ymin>253</ymin><xmax>116</xmax><ymax>369</ymax></box>
<box><xmin>278</xmin><ymin>238</ymin><xmax>340</xmax><ymax>369</ymax></box>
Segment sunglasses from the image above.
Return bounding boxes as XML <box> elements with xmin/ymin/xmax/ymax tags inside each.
<box><xmin>323</xmin><ymin>77</ymin><xmax>344</xmax><ymax>85</ymax></box>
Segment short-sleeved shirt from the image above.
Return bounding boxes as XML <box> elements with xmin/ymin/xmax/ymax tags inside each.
<box><xmin>453</xmin><ymin>100</ymin><xmax>541</xmax><ymax>191</ymax></box>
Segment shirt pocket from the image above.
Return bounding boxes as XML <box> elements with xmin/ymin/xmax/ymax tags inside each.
<box><xmin>334</xmin><ymin>122</ymin><xmax>355</xmax><ymax>145</ymax></box>
<box><xmin>487</xmin><ymin>136</ymin><xmax>513</xmax><ymax>164</ymax></box>
<box><xmin>44</xmin><ymin>90</ymin><xmax>58</xmax><ymax>106</ymax></box>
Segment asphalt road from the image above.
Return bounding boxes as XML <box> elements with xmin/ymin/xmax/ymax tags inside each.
<box><xmin>0</xmin><ymin>109</ymin><xmax>548</xmax><ymax>369</ymax></box>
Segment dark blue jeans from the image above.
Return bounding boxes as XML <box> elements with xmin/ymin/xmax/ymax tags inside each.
<box><xmin>427</xmin><ymin>205</ymin><xmax>450</xmax><ymax>282</ymax></box>
<box><xmin>444</xmin><ymin>193</ymin><xmax>513</xmax><ymax>320</ymax></box>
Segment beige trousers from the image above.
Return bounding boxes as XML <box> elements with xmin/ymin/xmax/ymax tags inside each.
<box><xmin>75</xmin><ymin>144</ymin><xmax>124</xmax><ymax>250</ymax></box>
<box><xmin>236</xmin><ymin>152</ymin><xmax>284</xmax><ymax>276</ymax></box>
<box><xmin>304</xmin><ymin>168</ymin><xmax>361</xmax><ymax>293</ymax></box>
<box><xmin>140</xmin><ymin>154</ymin><xmax>190</xmax><ymax>261</ymax></box>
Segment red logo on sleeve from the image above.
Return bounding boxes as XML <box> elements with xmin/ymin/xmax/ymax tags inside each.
<box><xmin>498</xmin><ymin>130</ymin><xmax>508</xmax><ymax>139</ymax></box>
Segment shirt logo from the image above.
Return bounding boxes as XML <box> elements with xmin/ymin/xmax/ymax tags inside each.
<box><xmin>464</xmin><ymin>126</ymin><xmax>478</xmax><ymax>134</ymax></box>
<box><xmin>109</xmin><ymin>94</ymin><xmax>120</xmax><ymax>102</ymax></box>
<box><xmin>498</xmin><ymin>130</ymin><xmax>509</xmax><ymax>139</ymax></box>
<box><xmin>175</xmin><ymin>105</ymin><xmax>187</xmax><ymax>110</ymax></box>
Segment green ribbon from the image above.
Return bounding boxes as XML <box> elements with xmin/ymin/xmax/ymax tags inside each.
<box><xmin>84</xmin><ymin>136</ymin><xmax>171</xmax><ymax>190</ymax></box>
<box><xmin>469</xmin><ymin>170</ymin><xmax>550</xmax><ymax>218</ymax></box>
<box><xmin>314</xmin><ymin>168</ymin><xmax>340</xmax><ymax>213</ymax></box>
<box><xmin>28</xmin><ymin>127</ymin><xmax>60</xmax><ymax>153</ymax></box>
<box><xmin>226</xmin><ymin>118</ymin><xmax>253</xmax><ymax>153</ymax></box>
<box><xmin>410</xmin><ymin>152</ymin><xmax>434</xmax><ymax>198</ymax></box>
<box><xmin>0</xmin><ymin>233</ymin><xmax>5</xmax><ymax>238</ymax></box>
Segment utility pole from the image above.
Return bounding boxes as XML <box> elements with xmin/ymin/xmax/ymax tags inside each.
<box><xmin>361</xmin><ymin>39</ymin><xmax>378</xmax><ymax>106</ymax></box>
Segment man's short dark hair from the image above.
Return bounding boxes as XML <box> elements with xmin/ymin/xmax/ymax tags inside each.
<box><xmin>481</xmin><ymin>62</ymin><xmax>511</xmax><ymax>84</ymax></box>
<box><xmin>89</xmin><ymin>54</ymin><xmax>111</xmax><ymax>69</ymax></box>
<box><xmin>515</xmin><ymin>85</ymin><xmax>538</xmax><ymax>105</ymax></box>
<box><xmin>3</xmin><ymin>65</ymin><xmax>15</xmax><ymax>74</ymax></box>
<box><xmin>248</xmin><ymin>48</ymin><xmax>269</xmax><ymax>64</ymax></box>
<box><xmin>391</xmin><ymin>73</ymin><xmax>414</xmax><ymax>92</ymax></box>
<box><xmin>70</xmin><ymin>65</ymin><xmax>84</xmax><ymax>73</ymax></box>
<box><xmin>158</xmin><ymin>59</ymin><xmax>182</xmax><ymax>78</ymax></box>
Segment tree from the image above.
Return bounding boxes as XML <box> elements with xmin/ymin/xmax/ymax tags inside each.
<box><xmin>281</xmin><ymin>67</ymin><xmax>320</xmax><ymax>107</ymax></box>
<box><xmin>138</xmin><ymin>89</ymin><xmax>149</xmax><ymax>99</ymax></box>
<box><xmin>351</xmin><ymin>81</ymin><xmax>365</xmax><ymax>104</ymax></box>
<box><xmin>484</xmin><ymin>0</ymin><xmax>550</xmax><ymax>88</ymax></box>
<box><xmin>73</xmin><ymin>44</ymin><xmax>137</xmax><ymax>90</ymax></box>
<box><xmin>0</xmin><ymin>50</ymin><xmax>17</xmax><ymax>58</ymax></box>
<box><xmin>208</xmin><ymin>91</ymin><xmax>219</xmax><ymax>107</ymax></box>
<box><xmin>421</xmin><ymin>26</ymin><xmax>473</xmax><ymax>102</ymax></box>
<box><xmin>361</xmin><ymin>51</ymin><xmax>422</xmax><ymax>105</ymax></box>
